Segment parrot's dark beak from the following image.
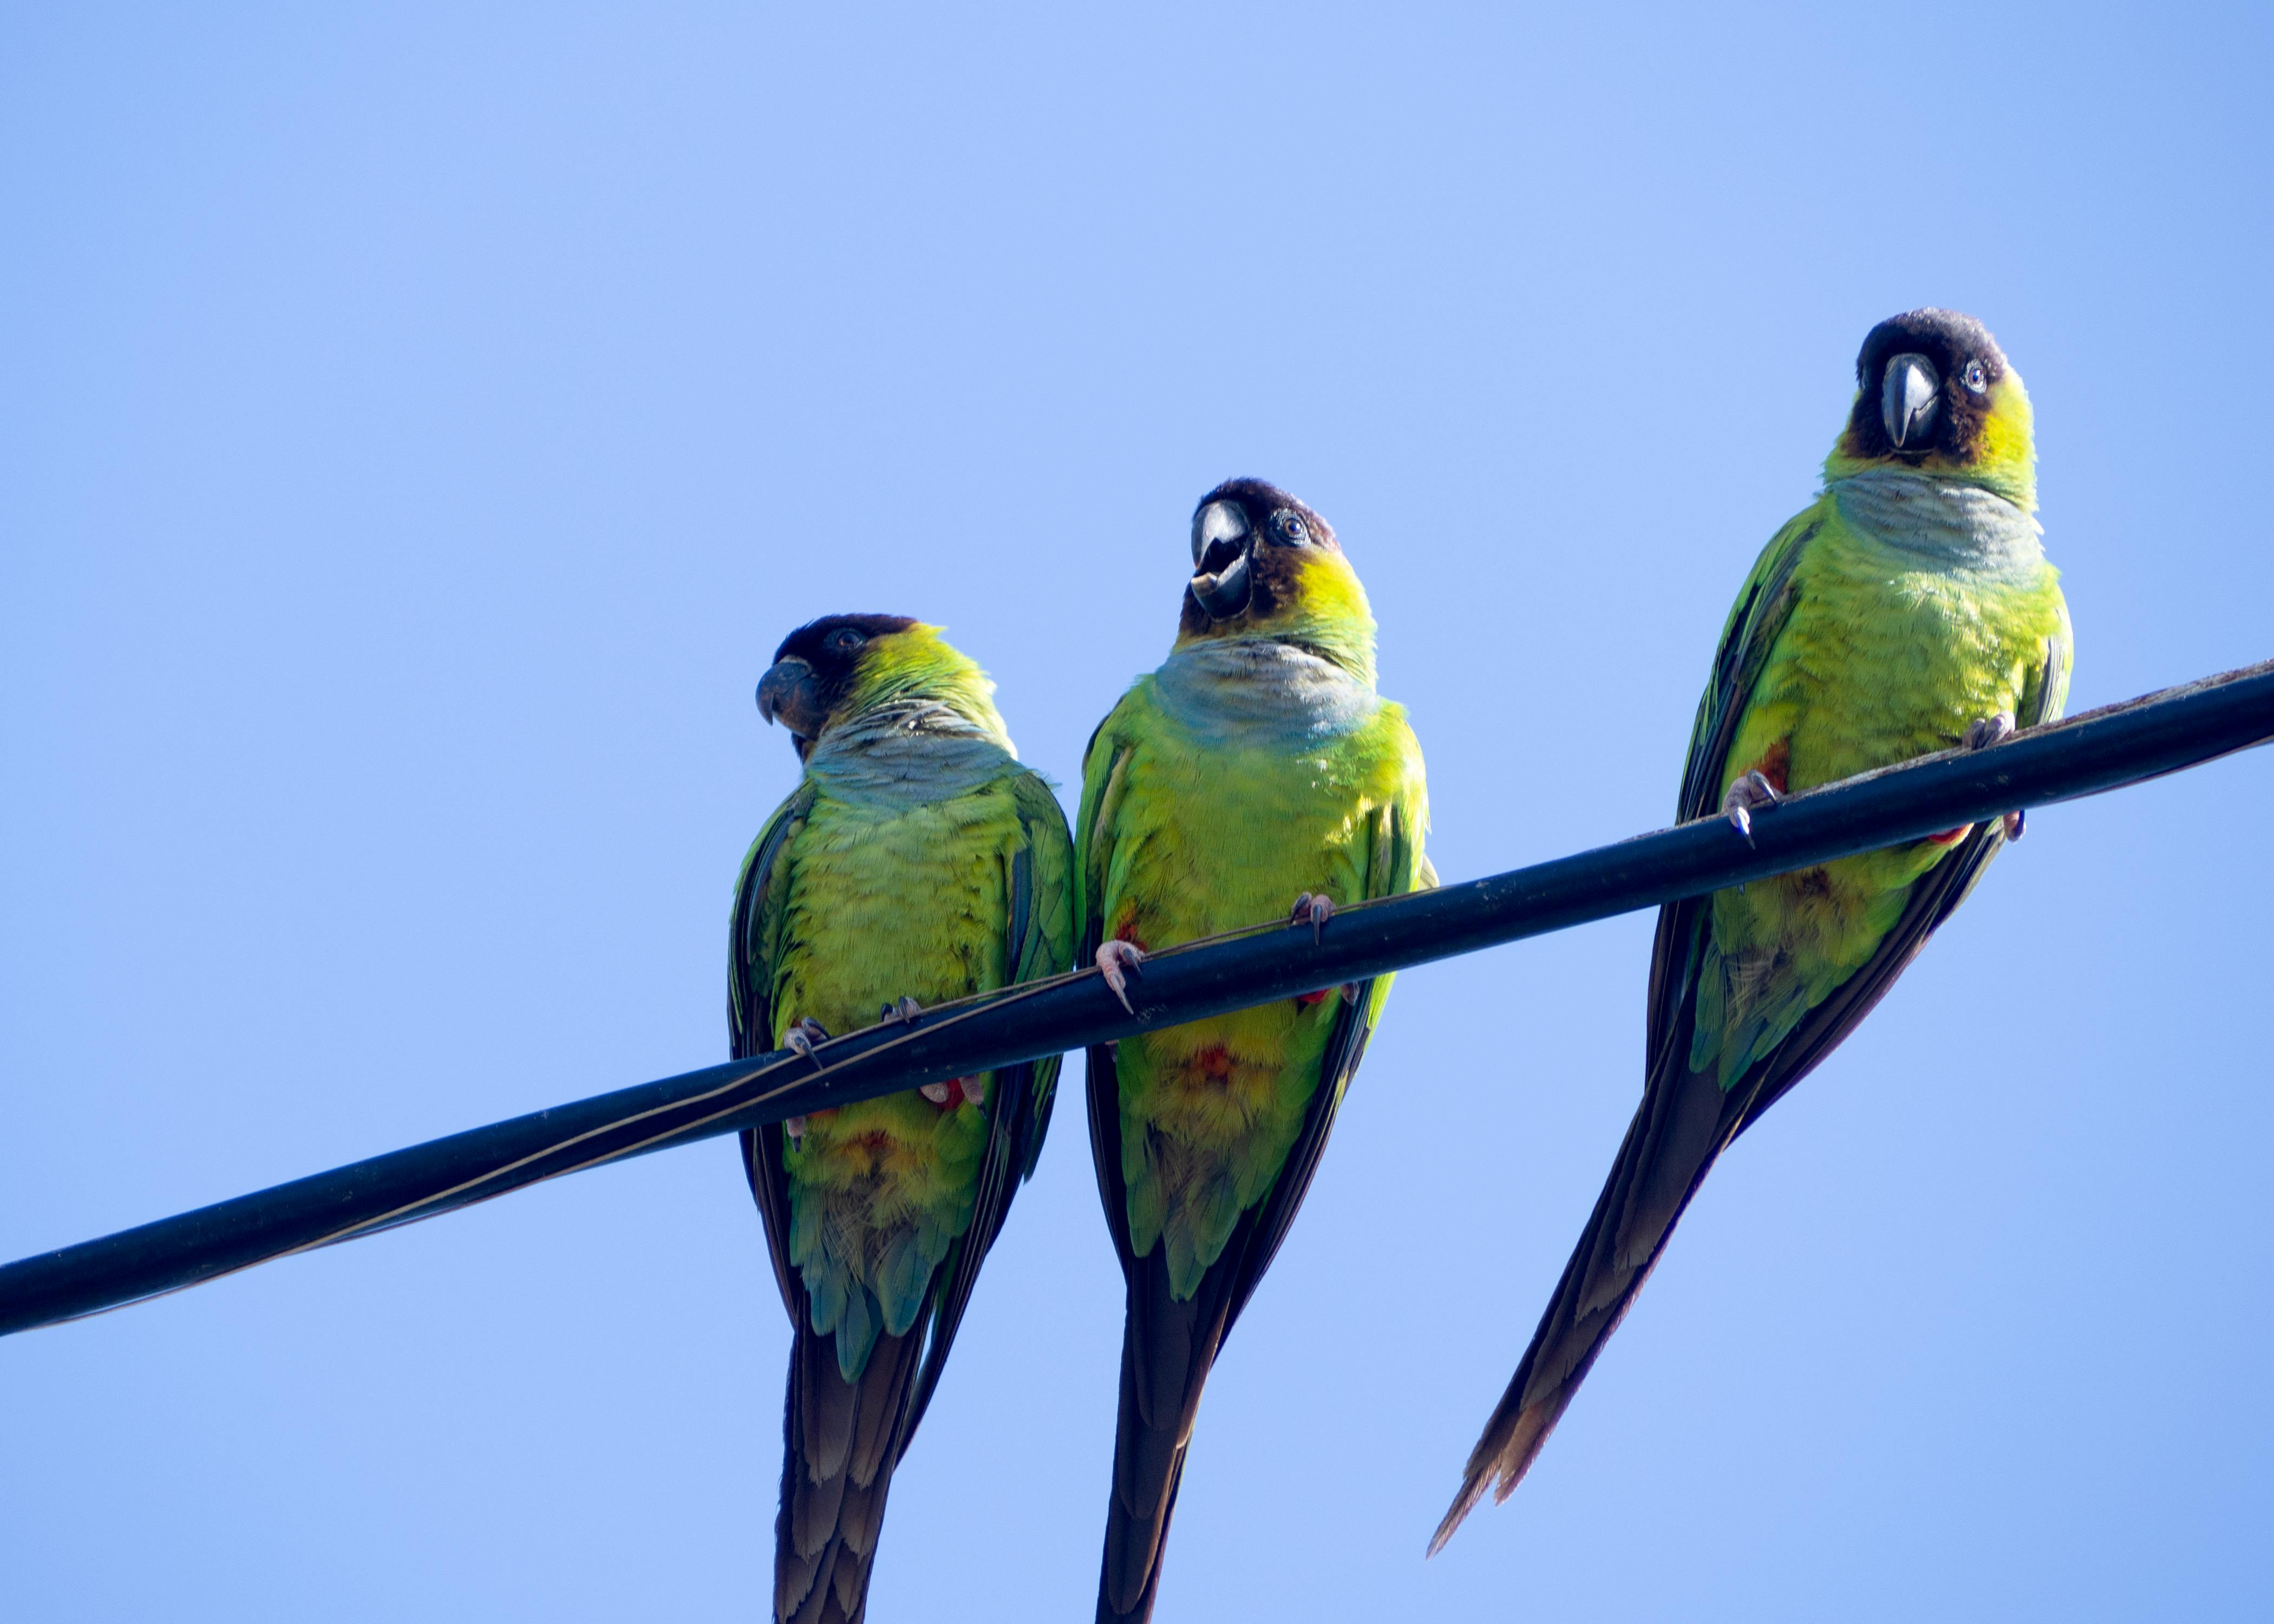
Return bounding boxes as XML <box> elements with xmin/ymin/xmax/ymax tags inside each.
<box><xmin>1881</xmin><ymin>352</ymin><xmax>1942</xmax><ymax>450</ymax></box>
<box><xmin>756</xmin><ymin>656</ymin><xmax>830</xmax><ymax>756</ymax></box>
<box><xmin>1188</xmin><ymin>498</ymin><xmax>1254</xmax><ymax>619</ymax></box>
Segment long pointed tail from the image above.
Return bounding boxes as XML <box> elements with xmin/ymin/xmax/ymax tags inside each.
<box><xmin>1097</xmin><ymin>1256</ymin><xmax>1232</xmax><ymax>1624</ymax></box>
<box><xmin>1432</xmin><ymin>1060</ymin><xmax>1734</xmax><ymax>1553</ymax></box>
<box><xmin>776</xmin><ymin>1320</ymin><xmax>924</xmax><ymax>1624</ymax></box>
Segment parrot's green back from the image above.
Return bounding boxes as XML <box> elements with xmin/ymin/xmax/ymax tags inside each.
<box><xmin>730</xmin><ymin>618</ymin><xmax>1073</xmax><ymax>1624</ymax></box>
<box><xmin>1078</xmin><ymin>480</ymin><xmax>1428</xmax><ymax>1623</ymax></box>
<box><xmin>1437</xmin><ymin>309</ymin><xmax>2074</xmax><ymax>1548</ymax></box>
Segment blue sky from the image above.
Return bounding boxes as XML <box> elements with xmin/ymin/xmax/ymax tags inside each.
<box><xmin>3</xmin><ymin>5</ymin><xmax>2269</xmax><ymax>1619</ymax></box>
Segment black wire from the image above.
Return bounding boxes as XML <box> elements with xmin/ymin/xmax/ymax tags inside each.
<box><xmin>3</xmin><ymin>657</ymin><xmax>2269</xmax><ymax>1337</ymax></box>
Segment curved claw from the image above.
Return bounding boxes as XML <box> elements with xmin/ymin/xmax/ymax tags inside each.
<box><xmin>1965</xmin><ymin>712</ymin><xmax>2017</xmax><ymax>750</ymax></box>
<box><xmin>1721</xmin><ymin>770</ymin><xmax>1781</xmax><ymax>847</ymax></box>
<box><xmin>2004</xmin><ymin>808</ymin><xmax>2025</xmax><ymax>842</ymax></box>
<box><xmin>1096</xmin><ymin>940</ymin><xmax>1148</xmax><ymax>1014</ymax></box>
<box><xmin>1288</xmin><ymin>892</ymin><xmax>1336</xmax><ymax>945</ymax></box>
<box><xmin>919</xmin><ymin>1074</ymin><xmax>985</xmax><ymax>1108</ymax></box>
<box><xmin>780</xmin><ymin>1017</ymin><xmax>831</xmax><ymax>1148</ymax></box>
<box><xmin>783</xmin><ymin>1016</ymin><xmax>831</xmax><ymax>1068</ymax></box>
<box><xmin>880</xmin><ymin>995</ymin><xmax>922</xmax><ymax>1025</ymax></box>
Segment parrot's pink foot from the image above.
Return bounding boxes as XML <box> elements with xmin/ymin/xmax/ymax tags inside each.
<box><xmin>1722</xmin><ymin>770</ymin><xmax>1781</xmax><ymax>845</ymax></box>
<box><xmin>914</xmin><ymin>1076</ymin><xmax>981</xmax><ymax>1108</ymax></box>
<box><xmin>2003</xmin><ymin>809</ymin><xmax>2025</xmax><ymax>841</ymax></box>
<box><xmin>1965</xmin><ymin>712</ymin><xmax>2017</xmax><ymax>750</ymax></box>
<box><xmin>785</xmin><ymin>1115</ymin><xmax>807</xmax><ymax>1147</ymax></box>
<box><xmin>783</xmin><ymin>1017</ymin><xmax>831</xmax><ymax>1067</ymax></box>
<box><xmin>1288</xmin><ymin>892</ymin><xmax>1336</xmax><ymax>944</ymax></box>
<box><xmin>879</xmin><ymin>996</ymin><xmax>923</xmax><ymax>1025</ymax></box>
<box><xmin>1096</xmin><ymin>940</ymin><xmax>1148</xmax><ymax>1013</ymax></box>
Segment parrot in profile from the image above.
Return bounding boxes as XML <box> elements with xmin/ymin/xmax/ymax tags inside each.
<box><xmin>1433</xmin><ymin>308</ymin><xmax>2074</xmax><ymax>1548</ymax></box>
<box><xmin>729</xmin><ymin>614</ymin><xmax>1074</xmax><ymax>1623</ymax></box>
<box><xmin>1077</xmin><ymin>478</ymin><xmax>1432</xmax><ymax>1622</ymax></box>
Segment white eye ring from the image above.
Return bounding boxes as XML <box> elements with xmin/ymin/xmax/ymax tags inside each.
<box><xmin>1962</xmin><ymin>360</ymin><xmax>1988</xmax><ymax>394</ymax></box>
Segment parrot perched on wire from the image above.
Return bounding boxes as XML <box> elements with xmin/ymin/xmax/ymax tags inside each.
<box><xmin>1433</xmin><ymin>308</ymin><xmax>2074</xmax><ymax>1548</ymax></box>
<box><xmin>1077</xmin><ymin>478</ymin><xmax>1432</xmax><ymax>1622</ymax></box>
<box><xmin>729</xmin><ymin>614</ymin><xmax>1074</xmax><ymax>1624</ymax></box>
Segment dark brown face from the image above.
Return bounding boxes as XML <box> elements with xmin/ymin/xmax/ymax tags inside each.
<box><xmin>755</xmin><ymin>612</ymin><xmax>916</xmax><ymax>760</ymax></box>
<box><xmin>1177</xmin><ymin>476</ymin><xmax>1340</xmax><ymax>638</ymax></box>
<box><xmin>1841</xmin><ymin>307</ymin><xmax>2010</xmax><ymax>466</ymax></box>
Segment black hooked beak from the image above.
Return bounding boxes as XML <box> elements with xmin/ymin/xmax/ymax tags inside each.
<box><xmin>1881</xmin><ymin>352</ymin><xmax>1943</xmax><ymax>450</ymax></box>
<box><xmin>756</xmin><ymin>656</ymin><xmax>830</xmax><ymax>759</ymax></box>
<box><xmin>1188</xmin><ymin>499</ymin><xmax>1254</xmax><ymax>619</ymax></box>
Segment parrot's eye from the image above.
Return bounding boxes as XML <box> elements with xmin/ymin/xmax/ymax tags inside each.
<box><xmin>1961</xmin><ymin>360</ymin><xmax>1988</xmax><ymax>394</ymax></box>
<box><xmin>827</xmin><ymin>628</ymin><xmax>867</xmax><ymax>654</ymax></box>
<box><xmin>1269</xmin><ymin>511</ymin><xmax>1310</xmax><ymax>547</ymax></box>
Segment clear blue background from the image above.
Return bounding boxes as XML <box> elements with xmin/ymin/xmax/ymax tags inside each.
<box><xmin>4</xmin><ymin>5</ymin><xmax>2269</xmax><ymax>1619</ymax></box>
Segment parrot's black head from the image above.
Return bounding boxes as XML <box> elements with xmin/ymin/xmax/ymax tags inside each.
<box><xmin>1838</xmin><ymin>308</ymin><xmax>2014</xmax><ymax>468</ymax></box>
<box><xmin>1177</xmin><ymin>476</ymin><xmax>1345</xmax><ymax>639</ymax></box>
<box><xmin>756</xmin><ymin>612</ymin><xmax>919</xmax><ymax>761</ymax></box>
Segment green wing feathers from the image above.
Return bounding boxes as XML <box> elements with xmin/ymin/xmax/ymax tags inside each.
<box><xmin>1440</xmin><ymin>489</ymin><xmax>2072</xmax><ymax>1546</ymax></box>
<box><xmin>1080</xmin><ymin>665</ymin><xmax>1427</xmax><ymax>1623</ymax></box>
<box><xmin>729</xmin><ymin>753</ymin><xmax>1073</xmax><ymax>1624</ymax></box>
<box><xmin>1009</xmin><ymin>769</ymin><xmax>1077</xmax><ymax>1171</ymax></box>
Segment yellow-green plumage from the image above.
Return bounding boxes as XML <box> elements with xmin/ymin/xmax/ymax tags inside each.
<box><xmin>1080</xmin><ymin>479</ymin><xmax>1428</xmax><ymax>1623</ymax></box>
<box><xmin>1437</xmin><ymin>309</ymin><xmax>2073</xmax><ymax>1548</ymax></box>
<box><xmin>1083</xmin><ymin>672</ymin><xmax>1422</xmax><ymax>1294</ymax></box>
<box><xmin>763</xmin><ymin>767</ymin><xmax>1063</xmax><ymax>1372</ymax></box>
<box><xmin>730</xmin><ymin>617</ymin><xmax>1072</xmax><ymax>1624</ymax></box>
<box><xmin>1694</xmin><ymin>486</ymin><xmax>2071</xmax><ymax>1084</ymax></box>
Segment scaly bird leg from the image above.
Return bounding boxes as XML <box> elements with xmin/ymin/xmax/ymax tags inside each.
<box><xmin>878</xmin><ymin>997</ymin><xmax>962</xmax><ymax>1104</ymax></box>
<box><xmin>1965</xmin><ymin>712</ymin><xmax>2017</xmax><ymax>750</ymax></box>
<box><xmin>1096</xmin><ymin>939</ymin><xmax>1148</xmax><ymax>1014</ymax></box>
<box><xmin>783</xmin><ymin>1016</ymin><xmax>830</xmax><ymax>1065</ymax></box>
<box><xmin>1289</xmin><ymin>892</ymin><xmax>1358</xmax><ymax>1001</ymax></box>
<box><xmin>1285</xmin><ymin>894</ymin><xmax>1365</xmax><ymax>1004</ymax></box>
<box><xmin>1721</xmin><ymin>770</ymin><xmax>1782</xmax><ymax>846</ymax></box>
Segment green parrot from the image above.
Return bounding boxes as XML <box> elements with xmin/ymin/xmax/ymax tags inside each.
<box><xmin>1077</xmin><ymin>479</ymin><xmax>1432</xmax><ymax>1622</ymax></box>
<box><xmin>729</xmin><ymin>614</ymin><xmax>1074</xmax><ymax>1624</ymax></box>
<box><xmin>1433</xmin><ymin>309</ymin><xmax>2074</xmax><ymax>1548</ymax></box>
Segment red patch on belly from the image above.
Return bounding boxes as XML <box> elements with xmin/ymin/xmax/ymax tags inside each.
<box><xmin>1752</xmin><ymin>738</ymin><xmax>1792</xmax><ymax>795</ymax></box>
<box><xmin>1295</xmin><ymin>988</ymin><xmax>1332</xmax><ymax>1009</ymax></box>
<box><xmin>1185</xmin><ymin>1044</ymin><xmax>1236</xmax><ymax>1086</ymax></box>
<box><xmin>1926</xmin><ymin>823</ymin><xmax>1974</xmax><ymax>847</ymax></box>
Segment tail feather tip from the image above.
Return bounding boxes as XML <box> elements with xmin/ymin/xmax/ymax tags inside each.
<box><xmin>1427</xmin><ymin>1472</ymin><xmax>1491</xmax><ymax>1557</ymax></box>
